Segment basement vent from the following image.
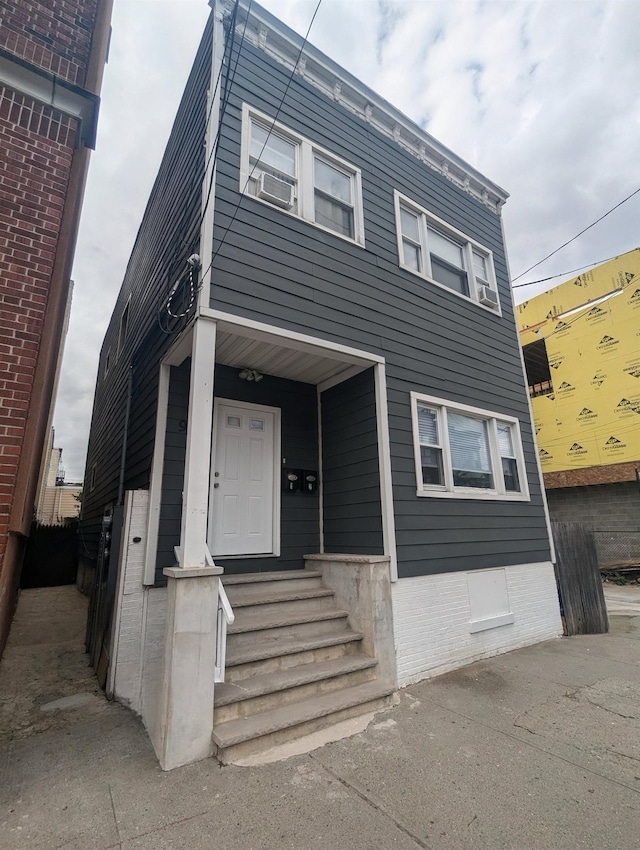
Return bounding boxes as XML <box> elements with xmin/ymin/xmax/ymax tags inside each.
<box><xmin>257</xmin><ymin>172</ymin><xmax>294</xmax><ymax>209</ymax></box>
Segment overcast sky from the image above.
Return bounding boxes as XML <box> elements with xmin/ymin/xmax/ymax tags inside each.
<box><xmin>54</xmin><ymin>0</ymin><xmax>640</xmax><ymax>480</ymax></box>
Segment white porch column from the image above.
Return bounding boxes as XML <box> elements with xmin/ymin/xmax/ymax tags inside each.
<box><xmin>177</xmin><ymin>317</ymin><xmax>217</xmax><ymax>568</ymax></box>
<box><xmin>150</xmin><ymin>318</ymin><xmax>218</xmax><ymax>770</ymax></box>
<box><xmin>150</xmin><ymin>3</ymin><xmax>226</xmax><ymax>770</ymax></box>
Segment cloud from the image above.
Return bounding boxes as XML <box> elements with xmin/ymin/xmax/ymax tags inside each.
<box><xmin>54</xmin><ymin>0</ymin><xmax>640</xmax><ymax>479</ymax></box>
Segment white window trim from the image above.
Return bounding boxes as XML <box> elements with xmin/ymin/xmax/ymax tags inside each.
<box><xmin>394</xmin><ymin>190</ymin><xmax>501</xmax><ymax>315</ymax></box>
<box><xmin>240</xmin><ymin>103</ymin><xmax>365</xmax><ymax>248</ymax></box>
<box><xmin>410</xmin><ymin>391</ymin><xmax>530</xmax><ymax>501</ymax></box>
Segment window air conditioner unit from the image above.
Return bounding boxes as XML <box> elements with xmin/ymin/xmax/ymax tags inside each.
<box><xmin>478</xmin><ymin>285</ymin><xmax>499</xmax><ymax>309</ymax></box>
<box><xmin>257</xmin><ymin>172</ymin><xmax>294</xmax><ymax>209</ymax></box>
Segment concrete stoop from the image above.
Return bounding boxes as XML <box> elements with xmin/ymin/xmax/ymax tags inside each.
<box><xmin>212</xmin><ymin>570</ymin><xmax>394</xmax><ymax>762</ymax></box>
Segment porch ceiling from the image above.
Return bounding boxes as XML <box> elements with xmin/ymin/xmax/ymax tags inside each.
<box><xmin>215</xmin><ymin>327</ymin><xmax>373</xmax><ymax>387</ymax></box>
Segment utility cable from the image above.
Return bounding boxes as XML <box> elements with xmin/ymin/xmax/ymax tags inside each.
<box><xmin>511</xmin><ymin>252</ymin><xmax>629</xmax><ymax>289</ymax></box>
<box><xmin>199</xmin><ymin>0</ymin><xmax>253</xmax><ymax>234</ymax></box>
<box><xmin>199</xmin><ymin>0</ymin><xmax>324</xmax><ymax>285</ymax></box>
<box><xmin>156</xmin><ymin>0</ymin><xmax>246</xmax><ymax>338</ymax></box>
<box><xmin>512</xmin><ymin>186</ymin><xmax>640</xmax><ymax>282</ymax></box>
<box><xmin>520</xmin><ymin>274</ymin><xmax>637</xmax><ymax>343</ymax></box>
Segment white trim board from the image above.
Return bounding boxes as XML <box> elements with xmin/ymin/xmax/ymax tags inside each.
<box><xmin>199</xmin><ymin>308</ymin><xmax>384</xmax><ymax>368</ymax></box>
<box><xmin>143</xmin><ymin>362</ymin><xmax>171</xmax><ymax>585</ymax></box>
<box><xmin>374</xmin><ymin>363</ymin><xmax>398</xmax><ymax>582</ymax></box>
<box><xmin>225</xmin><ymin>0</ymin><xmax>508</xmax><ymax>211</ymax></box>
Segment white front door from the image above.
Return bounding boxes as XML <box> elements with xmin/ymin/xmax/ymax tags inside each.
<box><xmin>208</xmin><ymin>401</ymin><xmax>278</xmax><ymax>557</ymax></box>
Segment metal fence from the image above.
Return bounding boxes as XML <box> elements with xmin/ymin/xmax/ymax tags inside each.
<box><xmin>592</xmin><ymin>530</ymin><xmax>640</xmax><ymax>569</ymax></box>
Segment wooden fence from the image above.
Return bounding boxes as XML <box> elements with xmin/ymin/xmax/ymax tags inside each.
<box><xmin>552</xmin><ymin>522</ymin><xmax>609</xmax><ymax>635</ymax></box>
<box><xmin>20</xmin><ymin>521</ymin><xmax>78</xmax><ymax>588</ymax></box>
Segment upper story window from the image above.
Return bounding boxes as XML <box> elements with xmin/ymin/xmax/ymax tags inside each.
<box><xmin>394</xmin><ymin>191</ymin><xmax>501</xmax><ymax>314</ymax></box>
<box><xmin>410</xmin><ymin>391</ymin><xmax>529</xmax><ymax>501</ymax></box>
<box><xmin>241</xmin><ymin>104</ymin><xmax>364</xmax><ymax>246</ymax></box>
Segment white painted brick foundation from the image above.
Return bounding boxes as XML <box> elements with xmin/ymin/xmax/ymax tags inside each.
<box><xmin>392</xmin><ymin>561</ymin><xmax>563</xmax><ymax>686</ymax></box>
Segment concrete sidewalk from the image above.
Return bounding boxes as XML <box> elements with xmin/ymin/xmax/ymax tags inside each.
<box><xmin>603</xmin><ymin>582</ymin><xmax>640</xmax><ymax>615</ymax></box>
<box><xmin>1</xmin><ymin>586</ymin><xmax>639</xmax><ymax>850</ymax></box>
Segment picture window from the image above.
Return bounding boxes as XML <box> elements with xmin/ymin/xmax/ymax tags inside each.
<box><xmin>411</xmin><ymin>392</ymin><xmax>529</xmax><ymax>501</ymax></box>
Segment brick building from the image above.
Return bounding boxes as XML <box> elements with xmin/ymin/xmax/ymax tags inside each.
<box><xmin>0</xmin><ymin>0</ymin><xmax>112</xmax><ymax>655</ymax></box>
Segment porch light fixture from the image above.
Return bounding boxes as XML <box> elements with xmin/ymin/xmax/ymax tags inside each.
<box><xmin>238</xmin><ymin>368</ymin><xmax>264</xmax><ymax>382</ymax></box>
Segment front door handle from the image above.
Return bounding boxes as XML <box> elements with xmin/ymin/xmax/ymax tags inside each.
<box><xmin>213</xmin><ymin>482</ymin><xmax>220</xmax><ymax>489</ymax></box>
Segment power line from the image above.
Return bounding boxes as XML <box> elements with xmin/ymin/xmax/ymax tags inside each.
<box><xmin>512</xmin><ymin>186</ymin><xmax>640</xmax><ymax>282</ymax></box>
<box><xmin>156</xmin><ymin>0</ymin><xmax>246</xmax><ymax>338</ymax></box>
<box><xmin>511</xmin><ymin>253</ymin><xmax>627</xmax><ymax>289</ymax></box>
<box><xmin>199</xmin><ymin>0</ymin><xmax>252</xmax><ymax>233</ymax></box>
<box><xmin>200</xmin><ymin>0</ymin><xmax>324</xmax><ymax>284</ymax></box>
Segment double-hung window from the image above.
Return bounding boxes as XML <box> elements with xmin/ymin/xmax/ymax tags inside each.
<box><xmin>395</xmin><ymin>191</ymin><xmax>500</xmax><ymax>312</ymax></box>
<box><xmin>241</xmin><ymin>104</ymin><xmax>364</xmax><ymax>246</ymax></box>
<box><xmin>411</xmin><ymin>392</ymin><xmax>529</xmax><ymax>500</ymax></box>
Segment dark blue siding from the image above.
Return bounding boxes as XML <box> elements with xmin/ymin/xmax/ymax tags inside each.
<box><xmin>321</xmin><ymin>369</ymin><xmax>383</xmax><ymax>555</ymax></box>
<box><xmin>155</xmin><ymin>361</ymin><xmax>190</xmax><ymax>580</ymax></box>
<box><xmin>154</xmin><ymin>363</ymin><xmax>320</xmax><ymax>581</ymax></box>
<box><xmin>81</xmin><ymin>17</ymin><xmax>213</xmax><ymax>563</ymax></box>
<box><xmin>210</xmin><ymin>37</ymin><xmax>551</xmax><ymax>578</ymax></box>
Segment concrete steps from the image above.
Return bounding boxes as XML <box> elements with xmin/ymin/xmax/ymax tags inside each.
<box><xmin>213</xmin><ymin>569</ymin><xmax>392</xmax><ymax>762</ymax></box>
<box><xmin>213</xmin><ymin>680</ymin><xmax>394</xmax><ymax>763</ymax></box>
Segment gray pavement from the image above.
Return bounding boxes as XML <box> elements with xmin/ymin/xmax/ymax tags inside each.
<box><xmin>603</xmin><ymin>582</ymin><xmax>640</xmax><ymax>615</ymax></box>
<box><xmin>1</xmin><ymin>585</ymin><xmax>639</xmax><ymax>850</ymax></box>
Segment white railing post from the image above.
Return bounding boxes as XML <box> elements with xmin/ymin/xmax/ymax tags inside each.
<box><xmin>214</xmin><ymin>580</ymin><xmax>235</xmax><ymax>683</ymax></box>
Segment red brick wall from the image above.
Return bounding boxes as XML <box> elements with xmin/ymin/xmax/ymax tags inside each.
<box><xmin>0</xmin><ymin>1</ymin><xmax>109</xmax><ymax>656</ymax></box>
<box><xmin>0</xmin><ymin>86</ymin><xmax>78</xmax><ymax>567</ymax></box>
<box><xmin>0</xmin><ymin>0</ymin><xmax>99</xmax><ymax>86</ymax></box>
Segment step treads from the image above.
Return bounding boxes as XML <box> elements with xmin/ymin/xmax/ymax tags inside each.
<box><xmin>213</xmin><ymin>681</ymin><xmax>394</xmax><ymax>748</ymax></box>
<box><xmin>225</xmin><ymin>630</ymin><xmax>363</xmax><ymax>667</ymax></box>
<box><xmin>222</xmin><ymin>570</ymin><xmax>321</xmax><ymax>585</ymax></box>
<box><xmin>215</xmin><ymin>655</ymin><xmax>377</xmax><ymax>707</ymax></box>
<box><xmin>229</xmin><ymin>587</ymin><xmax>335</xmax><ymax>607</ymax></box>
<box><xmin>228</xmin><ymin>608</ymin><xmax>347</xmax><ymax>634</ymax></box>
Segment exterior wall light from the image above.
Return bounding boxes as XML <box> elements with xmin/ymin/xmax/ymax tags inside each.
<box><xmin>238</xmin><ymin>369</ymin><xmax>264</xmax><ymax>382</ymax></box>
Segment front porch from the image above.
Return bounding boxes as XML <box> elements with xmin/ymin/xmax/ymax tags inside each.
<box><xmin>109</xmin><ymin>313</ymin><xmax>399</xmax><ymax>769</ymax></box>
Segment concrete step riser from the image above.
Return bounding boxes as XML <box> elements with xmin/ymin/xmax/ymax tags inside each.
<box><xmin>231</xmin><ymin>595</ymin><xmax>337</xmax><ymax>623</ymax></box>
<box><xmin>224</xmin><ymin>577</ymin><xmax>324</xmax><ymax>600</ymax></box>
<box><xmin>225</xmin><ymin>639</ymin><xmax>362</xmax><ymax>683</ymax></box>
<box><xmin>227</xmin><ymin>616</ymin><xmax>350</xmax><ymax>650</ymax></box>
<box><xmin>215</xmin><ymin>693</ymin><xmax>395</xmax><ymax>763</ymax></box>
<box><xmin>214</xmin><ymin>666</ymin><xmax>377</xmax><ymax>725</ymax></box>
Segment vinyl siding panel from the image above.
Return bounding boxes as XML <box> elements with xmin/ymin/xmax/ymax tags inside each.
<box><xmin>210</xmin><ymin>37</ymin><xmax>551</xmax><ymax>578</ymax></box>
<box><xmin>321</xmin><ymin>369</ymin><xmax>384</xmax><ymax>555</ymax></box>
<box><xmin>153</xmin><ymin>363</ymin><xmax>320</xmax><ymax>581</ymax></box>
<box><xmin>80</xmin><ymin>16</ymin><xmax>213</xmax><ymax>563</ymax></box>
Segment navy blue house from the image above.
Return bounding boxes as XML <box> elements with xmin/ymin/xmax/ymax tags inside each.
<box><xmin>81</xmin><ymin>1</ymin><xmax>561</xmax><ymax>769</ymax></box>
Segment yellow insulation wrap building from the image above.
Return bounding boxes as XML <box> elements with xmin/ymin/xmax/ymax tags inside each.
<box><xmin>517</xmin><ymin>249</ymin><xmax>640</xmax><ymax>474</ymax></box>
